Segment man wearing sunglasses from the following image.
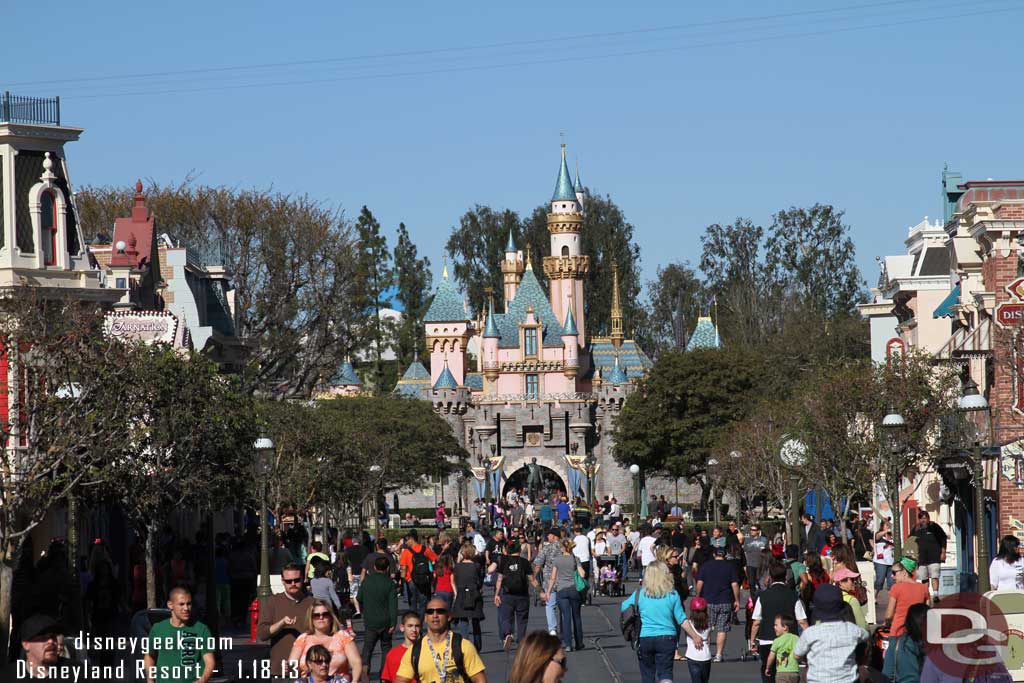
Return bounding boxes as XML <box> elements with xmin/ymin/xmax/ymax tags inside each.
<box><xmin>257</xmin><ymin>562</ymin><xmax>315</xmax><ymax>676</ymax></box>
<box><xmin>395</xmin><ymin>598</ymin><xmax>487</xmax><ymax>683</ymax></box>
<box><xmin>1</xmin><ymin>613</ymin><xmax>79</xmax><ymax>680</ymax></box>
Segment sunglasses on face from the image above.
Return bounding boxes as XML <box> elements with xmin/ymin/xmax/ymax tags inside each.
<box><xmin>283</xmin><ymin>578</ymin><xmax>303</xmax><ymax>584</ymax></box>
<box><xmin>308</xmin><ymin>659</ymin><xmax>330</xmax><ymax>667</ymax></box>
<box><xmin>313</xmin><ymin>612</ymin><xmax>331</xmax><ymax>619</ymax></box>
<box><xmin>424</xmin><ymin>607</ymin><xmax>448</xmax><ymax>615</ymax></box>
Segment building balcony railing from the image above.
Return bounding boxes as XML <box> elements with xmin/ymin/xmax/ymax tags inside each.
<box><xmin>1</xmin><ymin>92</ymin><xmax>61</xmax><ymax>126</ymax></box>
<box><xmin>477</xmin><ymin>392</ymin><xmax>596</xmax><ymax>403</ymax></box>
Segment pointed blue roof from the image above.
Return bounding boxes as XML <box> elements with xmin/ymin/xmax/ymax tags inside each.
<box><xmin>424</xmin><ymin>266</ymin><xmax>470</xmax><ymax>322</ymax></box>
<box><xmin>505</xmin><ymin>229</ymin><xmax>516</xmax><ymax>253</ymax></box>
<box><xmin>607</xmin><ymin>355</ymin><xmax>628</xmax><ymax>386</ymax></box>
<box><xmin>575</xmin><ymin>164</ymin><xmax>584</xmax><ymax>194</ymax></box>
<box><xmin>433</xmin><ymin>362</ymin><xmax>459</xmax><ymax>390</ymax></box>
<box><xmin>393</xmin><ymin>359</ymin><xmax>431</xmax><ymax>397</ymax></box>
<box><xmin>484</xmin><ymin>301</ymin><xmax>500</xmax><ymax>338</ymax></box>
<box><xmin>552</xmin><ymin>147</ymin><xmax>577</xmax><ymax>202</ymax></box>
<box><xmin>493</xmin><ymin>268</ymin><xmax>563</xmax><ymax>349</ymax></box>
<box><xmin>561</xmin><ymin>305</ymin><xmax>578</xmax><ymax>336</ymax></box>
<box><xmin>401</xmin><ymin>361</ymin><xmax>430</xmax><ymax>381</ymax></box>
<box><xmin>330</xmin><ymin>360</ymin><xmax>362</xmax><ymax>386</ymax></box>
<box><xmin>685</xmin><ymin>317</ymin><xmax>721</xmax><ymax>351</ymax></box>
<box><xmin>587</xmin><ymin>339</ymin><xmax>651</xmax><ymax>382</ymax></box>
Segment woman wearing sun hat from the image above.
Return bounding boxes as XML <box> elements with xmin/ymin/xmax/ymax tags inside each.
<box><xmin>883</xmin><ymin>557</ymin><xmax>930</xmax><ymax>637</ymax></box>
<box><xmin>833</xmin><ymin>567</ymin><xmax>867</xmax><ymax>631</ymax></box>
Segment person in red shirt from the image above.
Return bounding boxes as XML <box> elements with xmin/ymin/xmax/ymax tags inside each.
<box><xmin>399</xmin><ymin>531</ymin><xmax>439</xmax><ymax>615</ymax></box>
<box><xmin>381</xmin><ymin>611</ymin><xmax>421</xmax><ymax>683</ymax></box>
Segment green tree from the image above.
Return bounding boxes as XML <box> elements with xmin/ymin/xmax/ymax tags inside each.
<box><xmin>765</xmin><ymin>204</ymin><xmax>866</xmax><ymax>317</ymax></box>
<box><xmin>612</xmin><ymin>347</ymin><xmax>765</xmax><ymax>503</ymax></box>
<box><xmin>645</xmin><ymin>261</ymin><xmax>706</xmax><ymax>357</ymax></box>
<box><xmin>445</xmin><ymin>205</ymin><xmax>521</xmax><ymax>315</ymax></box>
<box><xmin>354</xmin><ymin>206</ymin><xmax>396</xmax><ymax>392</ymax></box>
<box><xmin>0</xmin><ymin>294</ymin><xmax>139</xmax><ymax>657</ymax></box>
<box><xmin>103</xmin><ymin>345</ymin><xmax>257</xmax><ymax>607</ymax></box>
<box><xmin>76</xmin><ymin>181</ymin><xmax>364</xmax><ymax>398</ymax></box>
<box><xmin>393</xmin><ymin>222</ymin><xmax>432</xmax><ymax>369</ymax></box>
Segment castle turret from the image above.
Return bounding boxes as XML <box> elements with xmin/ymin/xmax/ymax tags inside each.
<box><xmin>574</xmin><ymin>160</ymin><xmax>585</xmax><ymax>208</ymax></box>
<box><xmin>543</xmin><ymin>144</ymin><xmax>588</xmax><ymax>341</ymax></box>
<box><xmin>501</xmin><ymin>229</ymin><xmax>524</xmax><ymax>310</ymax></box>
<box><xmin>610</xmin><ymin>263</ymin><xmax>624</xmax><ymax>350</ymax></box>
<box><xmin>424</xmin><ymin>263</ymin><xmax>472</xmax><ymax>387</ymax></box>
<box><xmin>561</xmin><ymin>304</ymin><xmax>579</xmax><ymax>380</ymax></box>
<box><xmin>482</xmin><ymin>299</ymin><xmax>500</xmax><ymax>385</ymax></box>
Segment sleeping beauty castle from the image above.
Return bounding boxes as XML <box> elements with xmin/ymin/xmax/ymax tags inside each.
<box><xmin>390</xmin><ymin>145</ymin><xmax>660</xmax><ymax>510</ymax></box>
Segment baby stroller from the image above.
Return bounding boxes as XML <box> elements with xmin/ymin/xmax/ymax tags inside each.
<box><xmin>595</xmin><ymin>554</ymin><xmax>624</xmax><ymax>596</ymax></box>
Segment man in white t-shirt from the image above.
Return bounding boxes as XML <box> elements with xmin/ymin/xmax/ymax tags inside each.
<box><xmin>609</xmin><ymin>499</ymin><xmax>622</xmax><ymax>523</ymax></box>
<box><xmin>572</xmin><ymin>526</ymin><xmax>592</xmax><ymax>580</ymax></box>
<box><xmin>637</xmin><ymin>525</ymin><xmax>658</xmax><ymax>568</ymax></box>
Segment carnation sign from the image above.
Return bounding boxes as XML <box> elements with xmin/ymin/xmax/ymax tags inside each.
<box><xmin>104</xmin><ymin>311</ymin><xmax>181</xmax><ymax>346</ymax></box>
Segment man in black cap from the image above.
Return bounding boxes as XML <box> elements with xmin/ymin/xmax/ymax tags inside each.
<box><xmin>794</xmin><ymin>584</ymin><xmax>868</xmax><ymax>682</ymax></box>
<box><xmin>1</xmin><ymin>613</ymin><xmax>77</xmax><ymax>679</ymax></box>
<box><xmin>695</xmin><ymin>546</ymin><xmax>740</xmax><ymax>663</ymax></box>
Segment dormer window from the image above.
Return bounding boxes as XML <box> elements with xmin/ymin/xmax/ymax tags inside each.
<box><xmin>40</xmin><ymin>191</ymin><xmax>57</xmax><ymax>266</ymax></box>
<box><xmin>524</xmin><ymin>327</ymin><xmax>538</xmax><ymax>357</ymax></box>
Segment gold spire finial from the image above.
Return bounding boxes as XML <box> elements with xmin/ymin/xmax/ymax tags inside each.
<box><xmin>610</xmin><ymin>263</ymin><xmax>624</xmax><ymax>350</ymax></box>
<box><xmin>525</xmin><ymin>244</ymin><xmax>533</xmax><ymax>270</ymax></box>
<box><xmin>442</xmin><ymin>254</ymin><xmax>449</xmax><ymax>280</ymax></box>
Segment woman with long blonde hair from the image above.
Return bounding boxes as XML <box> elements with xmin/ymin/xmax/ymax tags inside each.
<box><xmin>622</xmin><ymin>561</ymin><xmax>705</xmax><ymax>683</ymax></box>
<box><xmin>287</xmin><ymin>599</ymin><xmax>363</xmax><ymax>677</ymax></box>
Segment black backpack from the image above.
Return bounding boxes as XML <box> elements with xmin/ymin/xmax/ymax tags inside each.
<box><xmin>411</xmin><ymin>633</ymin><xmax>469</xmax><ymax>682</ymax></box>
<box><xmin>620</xmin><ymin>588</ymin><xmax>643</xmax><ymax>648</ymax></box>
<box><xmin>411</xmin><ymin>546</ymin><xmax>432</xmax><ymax>592</ymax></box>
<box><xmin>501</xmin><ymin>557</ymin><xmax>529</xmax><ymax>596</ymax></box>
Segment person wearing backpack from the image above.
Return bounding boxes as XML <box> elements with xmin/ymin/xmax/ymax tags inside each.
<box><xmin>488</xmin><ymin>541</ymin><xmax>533</xmax><ymax>650</ymax></box>
<box><xmin>400</xmin><ymin>531</ymin><xmax>438</xmax><ymax>616</ymax></box>
<box><xmin>394</xmin><ymin>597</ymin><xmax>487</xmax><ymax>683</ymax></box>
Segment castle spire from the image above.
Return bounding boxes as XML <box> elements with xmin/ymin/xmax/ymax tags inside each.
<box><xmin>610</xmin><ymin>263</ymin><xmax>624</xmax><ymax>349</ymax></box>
<box><xmin>505</xmin><ymin>229</ymin><xmax>516</xmax><ymax>254</ymax></box>
<box><xmin>552</xmin><ymin>143</ymin><xmax>577</xmax><ymax>202</ymax></box>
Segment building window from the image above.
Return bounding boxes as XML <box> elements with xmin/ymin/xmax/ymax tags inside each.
<box><xmin>524</xmin><ymin>327</ymin><xmax>538</xmax><ymax>357</ymax></box>
<box><xmin>115</xmin><ymin>277</ymin><xmax>127</xmax><ymax>289</ymax></box>
<box><xmin>525</xmin><ymin>374</ymin><xmax>539</xmax><ymax>397</ymax></box>
<box><xmin>41</xmin><ymin>191</ymin><xmax>57</xmax><ymax>265</ymax></box>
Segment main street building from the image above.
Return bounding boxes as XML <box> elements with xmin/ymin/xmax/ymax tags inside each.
<box><xmin>394</xmin><ymin>146</ymin><xmax>653</xmax><ymax>508</ymax></box>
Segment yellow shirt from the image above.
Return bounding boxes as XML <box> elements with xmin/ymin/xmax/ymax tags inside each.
<box><xmin>842</xmin><ymin>592</ymin><xmax>868</xmax><ymax>632</ymax></box>
<box><xmin>396</xmin><ymin>632</ymin><xmax>485</xmax><ymax>683</ymax></box>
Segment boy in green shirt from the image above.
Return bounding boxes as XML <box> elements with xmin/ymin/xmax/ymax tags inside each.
<box><xmin>766</xmin><ymin>614</ymin><xmax>800</xmax><ymax>683</ymax></box>
<box><xmin>143</xmin><ymin>587</ymin><xmax>215</xmax><ymax>683</ymax></box>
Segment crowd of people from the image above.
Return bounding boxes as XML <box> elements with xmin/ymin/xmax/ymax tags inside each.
<box><xmin>3</xmin><ymin>489</ymin><xmax>1021</xmax><ymax>682</ymax></box>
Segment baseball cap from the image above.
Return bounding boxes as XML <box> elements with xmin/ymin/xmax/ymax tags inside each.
<box><xmin>20</xmin><ymin>614</ymin><xmax>64</xmax><ymax>641</ymax></box>
<box><xmin>896</xmin><ymin>557</ymin><xmax>918</xmax><ymax>574</ymax></box>
<box><xmin>833</xmin><ymin>568</ymin><xmax>861</xmax><ymax>582</ymax></box>
<box><xmin>811</xmin><ymin>584</ymin><xmax>846</xmax><ymax>621</ymax></box>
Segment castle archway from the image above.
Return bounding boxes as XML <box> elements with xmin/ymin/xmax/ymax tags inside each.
<box><xmin>503</xmin><ymin>464</ymin><xmax>565</xmax><ymax>502</ymax></box>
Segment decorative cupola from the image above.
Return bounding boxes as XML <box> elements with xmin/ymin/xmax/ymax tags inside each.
<box><xmin>561</xmin><ymin>302</ymin><xmax>579</xmax><ymax>379</ymax></box>
<box><xmin>0</xmin><ymin>95</ymin><xmax>117</xmax><ymax>297</ymax></box>
<box><xmin>501</xmin><ymin>229</ymin><xmax>524</xmax><ymax>310</ymax></box>
<box><xmin>433</xmin><ymin>360</ymin><xmax>459</xmax><ymax>390</ymax></box>
<box><xmin>482</xmin><ymin>299</ymin><xmax>500</xmax><ymax>383</ymax></box>
<box><xmin>574</xmin><ymin>160</ymin><xmax>585</xmax><ymax>209</ymax></box>
<box><xmin>607</xmin><ymin>354</ymin><xmax>628</xmax><ymax>386</ymax></box>
<box><xmin>610</xmin><ymin>263</ymin><xmax>624</xmax><ymax>350</ymax></box>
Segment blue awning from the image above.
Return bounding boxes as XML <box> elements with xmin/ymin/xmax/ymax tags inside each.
<box><xmin>933</xmin><ymin>283</ymin><xmax>961</xmax><ymax>319</ymax></box>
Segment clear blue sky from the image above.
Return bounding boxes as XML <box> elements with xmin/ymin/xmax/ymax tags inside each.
<box><xmin>4</xmin><ymin>1</ymin><xmax>1023</xmax><ymax>297</ymax></box>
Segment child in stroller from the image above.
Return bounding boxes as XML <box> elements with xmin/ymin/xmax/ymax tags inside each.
<box><xmin>596</xmin><ymin>554</ymin><xmax>623</xmax><ymax>596</ymax></box>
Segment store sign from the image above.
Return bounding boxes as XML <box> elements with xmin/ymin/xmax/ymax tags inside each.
<box><xmin>104</xmin><ymin>311</ymin><xmax>179</xmax><ymax>345</ymax></box>
<box><xmin>995</xmin><ymin>277</ymin><xmax>1024</xmax><ymax>329</ymax></box>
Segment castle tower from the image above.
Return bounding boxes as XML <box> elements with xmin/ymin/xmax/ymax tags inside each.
<box><xmin>542</xmin><ymin>144</ymin><xmax>588</xmax><ymax>342</ymax></box>
<box><xmin>574</xmin><ymin>160</ymin><xmax>585</xmax><ymax>208</ymax></box>
<box><xmin>500</xmin><ymin>229</ymin><xmax>523</xmax><ymax>311</ymax></box>
<box><xmin>482</xmin><ymin>299</ymin><xmax>500</xmax><ymax>386</ymax></box>
<box><xmin>424</xmin><ymin>263</ymin><xmax>472</xmax><ymax>387</ymax></box>
<box><xmin>561</xmin><ymin>303</ymin><xmax>579</xmax><ymax>380</ymax></box>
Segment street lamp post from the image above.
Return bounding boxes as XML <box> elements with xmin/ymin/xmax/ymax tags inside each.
<box><xmin>880</xmin><ymin>410</ymin><xmax>907</xmax><ymax>556</ymax></box>
<box><xmin>779</xmin><ymin>438</ymin><xmax>808</xmax><ymax>547</ymax></box>
<box><xmin>706</xmin><ymin>459</ymin><xmax>719</xmax><ymax>525</ymax></box>
<box><xmin>629</xmin><ymin>464</ymin><xmax>640</xmax><ymax>526</ymax></box>
<box><xmin>959</xmin><ymin>378</ymin><xmax>992</xmax><ymax>593</ymax></box>
<box><xmin>254</xmin><ymin>436</ymin><xmax>274</xmax><ymax>600</ymax></box>
<box><xmin>370</xmin><ymin>464</ymin><xmax>383</xmax><ymax>537</ymax></box>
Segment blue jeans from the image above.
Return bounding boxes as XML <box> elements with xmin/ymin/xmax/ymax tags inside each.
<box><xmin>687</xmin><ymin>658</ymin><xmax>711</xmax><ymax>683</ymax></box>
<box><xmin>555</xmin><ymin>588</ymin><xmax>583</xmax><ymax>649</ymax></box>
<box><xmin>452</xmin><ymin>618</ymin><xmax>482</xmax><ymax>651</ymax></box>
<box><xmin>544</xmin><ymin>590</ymin><xmax>558</xmax><ymax>632</ymax></box>
<box><xmin>497</xmin><ymin>593</ymin><xmax>530</xmax><ymax>644</ymax></box>
<box><xmin>407</xmin><ymin>581</ymin><xmax>427</xmax><ymax>615</ymax></box>
<box><xmin>433</xmin><ymin>590</ymin><xmax>453</xmax><ymax>609</ymax></box>
<box><xmin>874</xmin><ymin>563</ymin><xmax>893</xmax><ymax>592</ymax></box>
<box><xmin>638</xmin><ymin>635</ymin><xmax>676</xmax><ymax>683</ymax></box>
